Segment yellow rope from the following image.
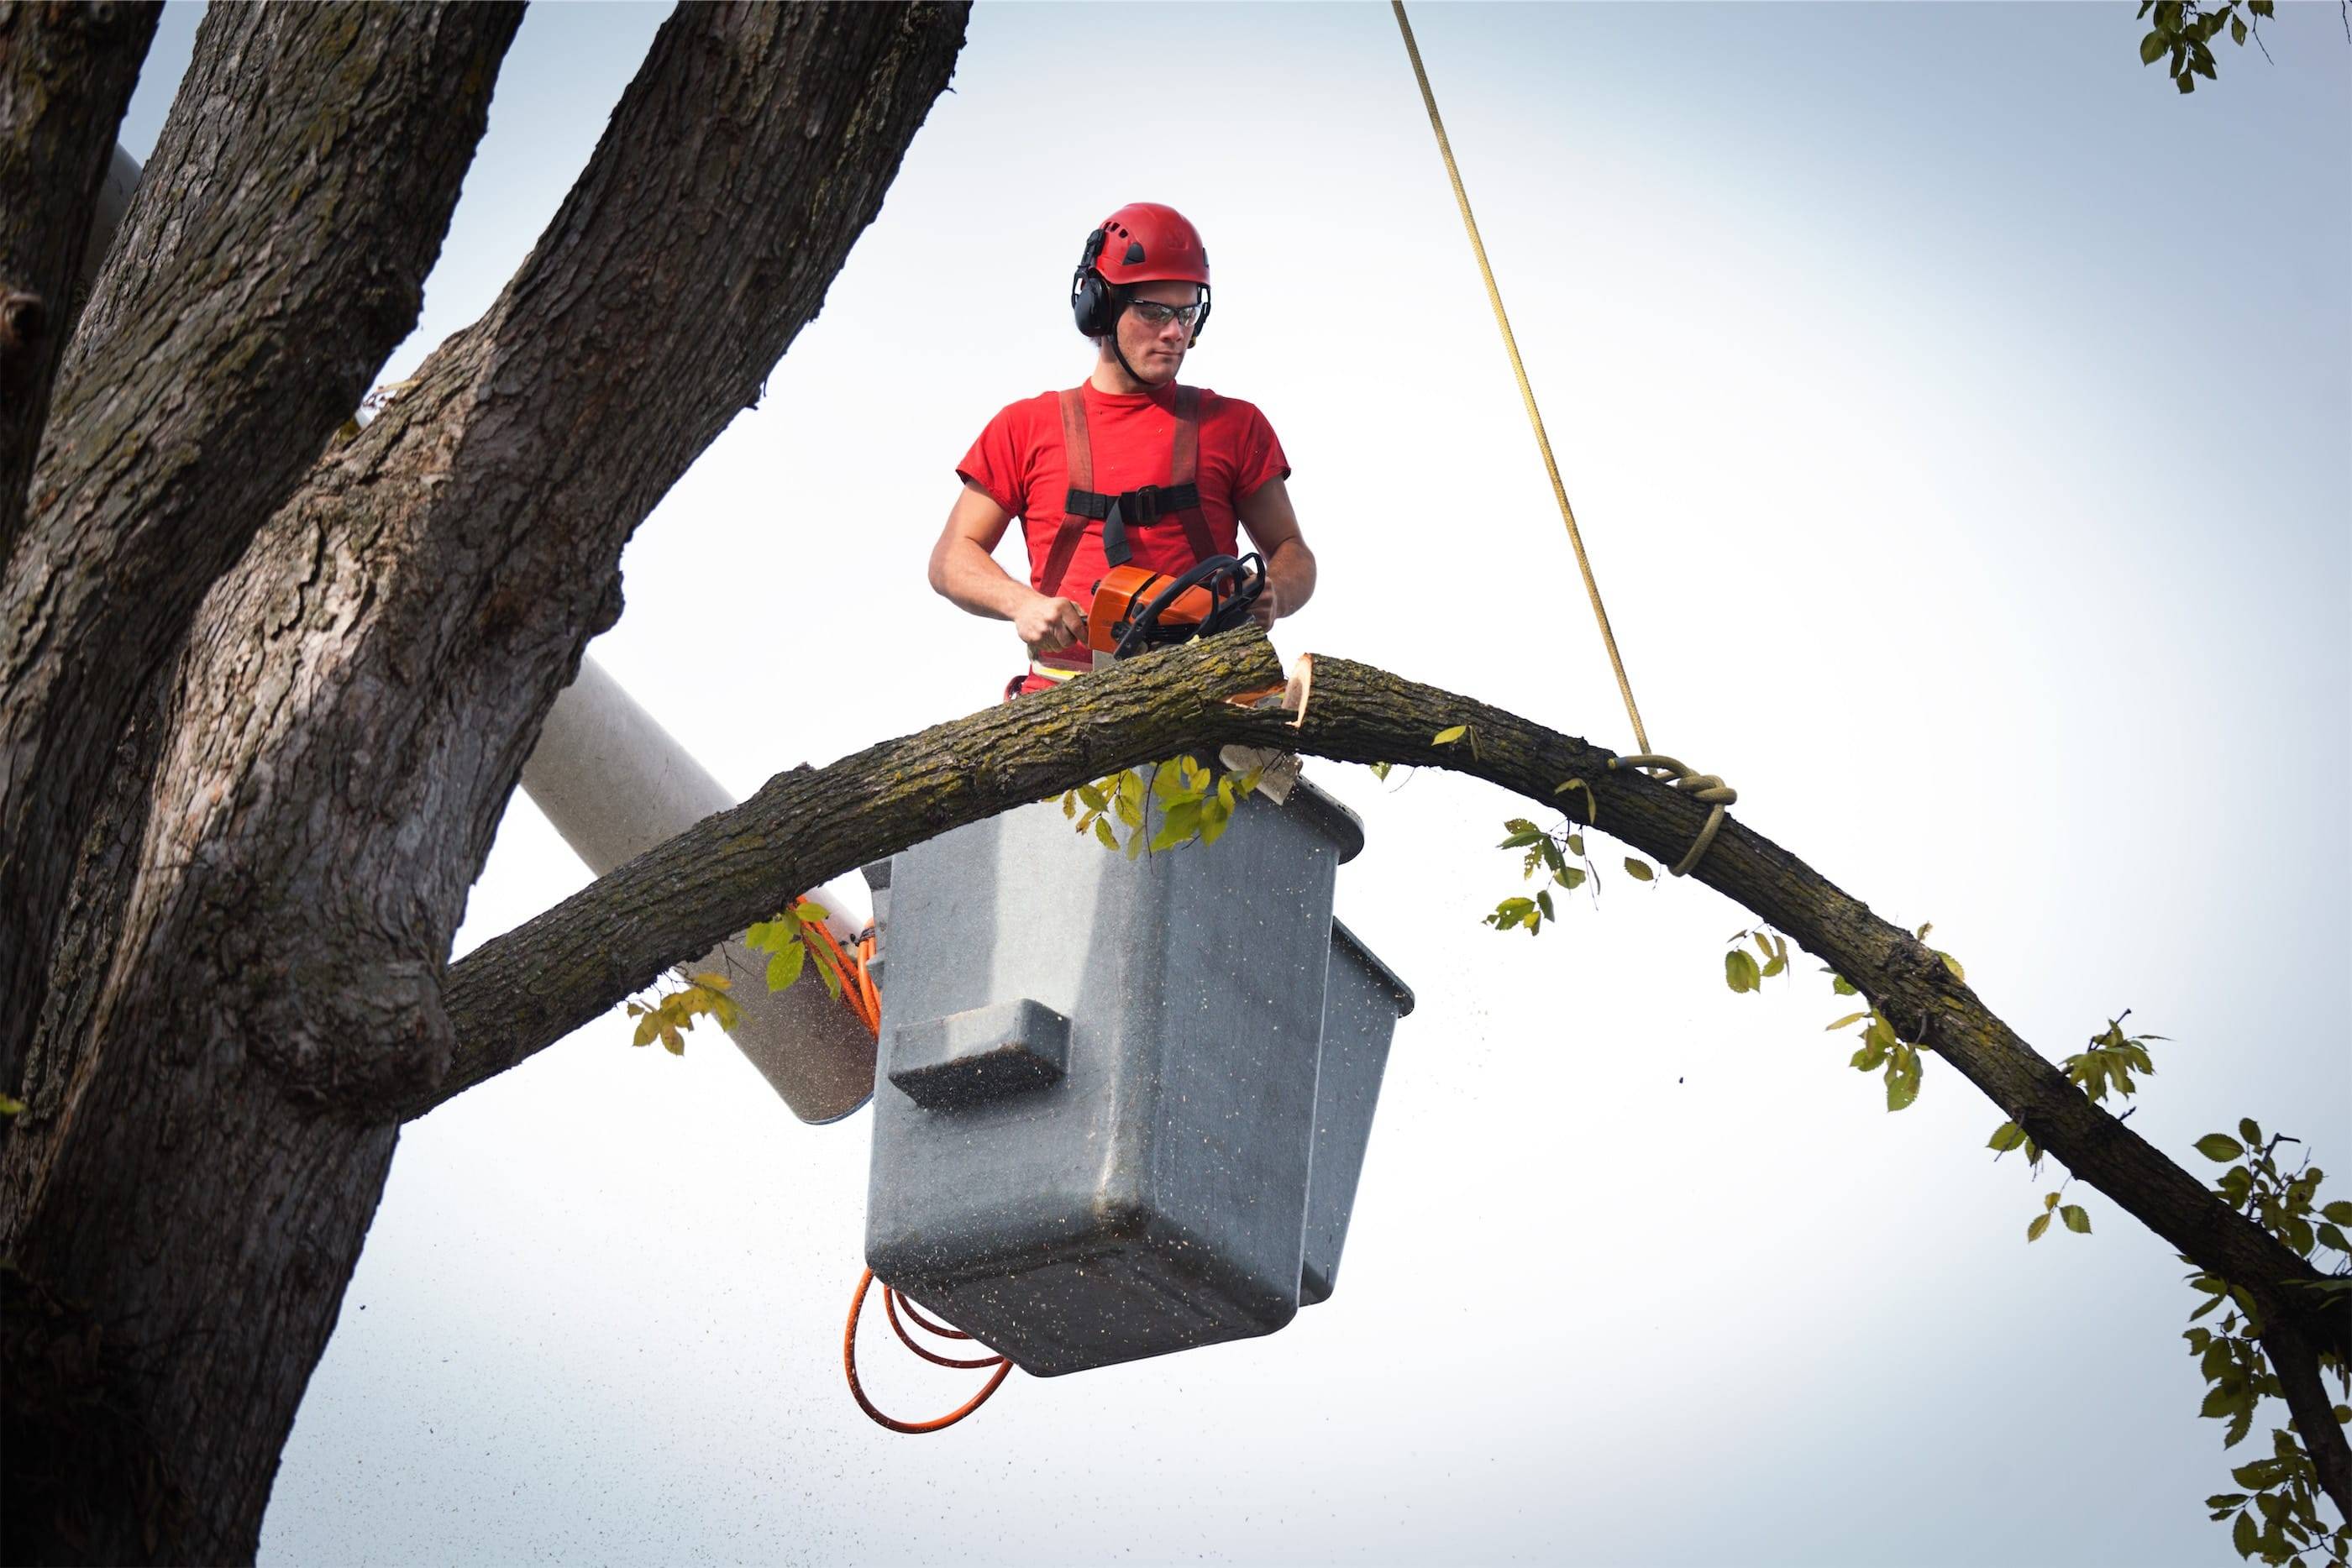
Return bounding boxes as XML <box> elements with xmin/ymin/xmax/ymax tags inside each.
<box><xmin>1395</xmin><ymin>3</ymin><xmax>1744</xmax><ymax>875</ymax></box>
<box><xmin>1390</xmin><ymin>0</ymin><xmax>1650</xmax><ymax>757</ymax></box>
<box><xmin>1604</xmin><ymin>756</ymin><xmax>1737</xmax><ymax>876</ymax></box>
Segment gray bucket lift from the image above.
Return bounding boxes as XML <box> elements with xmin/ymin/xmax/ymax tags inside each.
<box><xmin>862</xmin><ymin>769</ymin><xmax>1411</xmax><ymax>1377</ymax></box>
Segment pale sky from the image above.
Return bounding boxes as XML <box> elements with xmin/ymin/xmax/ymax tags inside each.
<box><xmin>118</xmin><ymin>3</ymin><xmax>2350</xmax><ymax>1564</ymax></box>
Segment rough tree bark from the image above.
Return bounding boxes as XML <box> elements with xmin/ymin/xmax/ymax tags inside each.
<box><xmin>0</xmin><ymin>0</ymin><xmax>160</xmax><ymax>559</ymax></box>
<box><xmin>420</xmin><ymin>628</ymin><xmax>2352</xmax><ymax>1523</ymax></box>
<box><xmin>0</xmin><ymin>1</ymin><xmax>525</xmax><ymax>1104</ymax></box>
<box><xmin>0</xmin><ymin>3</ymin><xmax>970</xmax><ymax>1562</ymax></box>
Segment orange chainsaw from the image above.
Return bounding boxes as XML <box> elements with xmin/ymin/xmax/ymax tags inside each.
<box><xmin>1083</xmin><ymin>552</ymin><xmax>1267</xmax><ymax>661</ymax></box>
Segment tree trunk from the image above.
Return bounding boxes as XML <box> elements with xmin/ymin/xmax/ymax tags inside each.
<box><xmin>0</xmin><ymin>0</ymin><xmax>523</xmax><ymax>1106</ymax></box>
<box><xmin>0</xmin><ymin>4</ymin><xmax>969</xmax><ymax>1561</ymax></box>
<box><xmin>0</xmin><ymin>0</ymin><xmax>159</xmax><ymax>559</ymax></box>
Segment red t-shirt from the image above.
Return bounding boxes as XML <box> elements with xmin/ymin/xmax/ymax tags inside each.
<box><xmin>957</xmin><ymin>381</ymin><xmax>1290</xmax><ymax>605</ymax></box>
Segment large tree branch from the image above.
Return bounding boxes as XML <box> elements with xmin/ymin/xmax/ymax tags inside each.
<box><xmin>0</xmin><ymin>0</ymin><xmax>159</xmax><ymax>559</ymax></box>
<box><xmin>0</xmin><ymin>2</ymin><xmax>520</xmax><ymax>1099</ymax></box>
<box><xmin>434</xmin><ymin>630</ymin><xmax>2349</xmax><ymax>1518</ymax></box>
<box><xmin>425</xmin><ymin>632</ymin><xmax>1291</xmax><ymax>1120</ymax></box>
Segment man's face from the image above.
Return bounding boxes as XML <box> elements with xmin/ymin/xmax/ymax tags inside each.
<box><xmin>1113</xmin><ymin>279</ymin><xmax>1203</xmax><ymax>385</ymax></box>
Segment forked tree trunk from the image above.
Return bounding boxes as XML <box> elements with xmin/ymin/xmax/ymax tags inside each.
<box><xmin>0</xmin><ymin>5</ymin><xmax>969</xmax><ymax>1561</ymax></box>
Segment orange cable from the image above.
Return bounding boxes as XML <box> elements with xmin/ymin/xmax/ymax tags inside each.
<box><xmin>801</xmin><ymin>918</ymin><xmax>881</xmax><ymax>1036</ymax></box>
<box><xmin>893</xmin><ymin>1292</ymin><xmax>976</xmax><ymax>1341</ymax></box>
<box><xmin>811</xmin><ymin>911</ymin><xmax>1016</xmax><ymax>1432</ymax></box>
<box><xmin>843</xmin><ymin>1268</ymin><xmax>1012</xmax><ymax>1434</ymax></box>
<box><xmin>883</xmin><ymin>1285</ymin><xmax>1005</xmax><ymax>1370</ymax></box>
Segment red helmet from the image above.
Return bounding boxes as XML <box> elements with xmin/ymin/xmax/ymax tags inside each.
<box><xmin>1089</xmin><ymin>202</ymin><xmax>1210</xmax><ymax>287</ymax></box>
<box><xmin>1073</xmin><ymin>203</ymin><xmax>1212</xmax><ymax>338</ymax></box>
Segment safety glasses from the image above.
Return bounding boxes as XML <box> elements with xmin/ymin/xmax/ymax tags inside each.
<box><xmin>1126</xmin><ymin>298</ymin><xmax>1205</xmax><ymax>328</ymax></box>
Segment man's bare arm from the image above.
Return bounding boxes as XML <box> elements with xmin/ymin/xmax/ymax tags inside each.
<box><xmin>1237</xmin><ymin>475</ymin><xmax>1315</xmax><ymax>629</ymax></box>
<box><xmin>928</xmin><ymin>482</ymin><xmax>1085</xmax><ymax>652</ymax></box>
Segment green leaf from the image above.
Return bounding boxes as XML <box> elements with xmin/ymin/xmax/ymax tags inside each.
<box><xmin>1826</xmin><ymin>1012</ymin><xmax>1868</xmax><ymax>1032</ymax></box>
<box><xmin>0</xmin><ymin>1093</ymin><xmax>24</xmax><ymax>1117</ymax></box>
<box><xmin>2061</xmin><ymin>1204</ymin><xmax>2091</xmax><ymax>1235</ymax></box>
<box><xmin>1536</xmin><ymin>889</ymin><xmax>1556</xmax><ymax>921</ymax></box>
<box><xmin>1830</xmin><ymin>974</ymin><xmax>1858</xmax><ymax>996</ymax></box>
<box><xmin>1886</xmin><ymin>1054</ymin><xmax>1921</xmax><ymax>1113</ymax></box>
<box><xmin>1557</xmin><ymin>866</ymin><xmax>1587</xmax><ymax>890</ymax></box>
<box><xmin>1094</xmin><ymin>816</ymin><xmax>1120</xmax><ymax>852</ymax></box>
<box><xmin>795</xmin><ymin>899</ymin><xmax>829</xmax><ymax>924</ymax></box>
<box><xmin>2239</xmin><ymin>1118</ymin><xmax>2263</xmax><ymax>1147</ymax></box>
<box><xmin>1433</xmin><ymin>726</ymin><xmax>1467</xmax><ymax>745</ymax></box>
<box><xmin>1987</xmin><ymin>1120</ymin><xmax>2027</xmax><ymax>1152</ymax></box>
<box><xmin>2198</xmin><ymin>1135</ymin><xmax>2248</xmax><ymax>1162</ymax></box>
<box><xmin>2229</xmin><ymin>13</ymin><xmax>2247</xmax><ymax>44</ymax></box>
<box><xmin>811</xmin><ymin>946</ymin><xmax>844</xmax><ymax>999</ymax></box>
<box><xmin>2027</xmin><ymin>1213</ymin><xmax>2051</xmax><ymax>1242</ymax></box>
<box><xmin>765</xmin><ymin>941</ymin><xmax>806</xmax><ymax>993</ymax></box>
<box><xmin>2139</xmin><ymin>27</ymin><xmax>2170</xmax><ymax>62</ymax></box>
<box><xmin>2208</xmin><ymin>1495</ymin><xmax>2250</xmax><ymax>1511</ymax></box>
<box><xmin>2234</xmin><ymin>1510</ymin><xmax>2259</xmax><ymax>1558</ymax></box>
<box><xmin>1368</xmin><ymin>761</ymin><xmax>1394</xmax><ymax>782</ymax></box>
<box><xmin>1150</xmin><ymin>801</ymin><xmax>1203</xmax><ymax>852</ymax></box>
<box><xmin>1623</xmin><ymin>857</ymin><xmax>1654</xmax><ymax>883</ymax></box>
<box><xmin>2321</xmin><ymin>1202</ymin><xmax>2352</xmax><ymax>1225</ymax></box>
<box><xmin>1725</xmin><ymin>949</ymin><xmax>1760</xmax><ymax>993</ymax></box>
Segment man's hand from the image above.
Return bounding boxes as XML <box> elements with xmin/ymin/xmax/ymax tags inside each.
<box><xmin>1247</xmin><ymin>579</ymin><xmax>1282</xmax><ymax>632</ymax></box>
<box><xmin>1014</xmin><ymin>593</ymin><xmax>1087</xmax><ymax>654</ymax></box>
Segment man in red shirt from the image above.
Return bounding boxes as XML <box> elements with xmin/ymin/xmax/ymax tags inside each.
<box><xmin>928</xmin><ymin>203</ymin><xmax>1316</xmax><ymax>697</ymax></box>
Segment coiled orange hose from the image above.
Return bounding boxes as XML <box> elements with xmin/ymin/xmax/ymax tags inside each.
<box><xmin>842</xmin><ymin>1268</ymin><xmax>1012</xmax><ymax>1434</ymax></box>
<box><xmin>816</xmin><ymin>918</ymin><xmax>1015</xmax><ymax>1433</ymax></box>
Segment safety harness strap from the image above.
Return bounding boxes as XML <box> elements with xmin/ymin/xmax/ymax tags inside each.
<box><xmin>1038</xmin><ymin>389</ymin><xmax>1096</xmax><ymax>602</ymax></box>
<box><xmin>1040</xmin><ymin>386</ymin><xmax>1215</xmax><ymax>599</ymax></box>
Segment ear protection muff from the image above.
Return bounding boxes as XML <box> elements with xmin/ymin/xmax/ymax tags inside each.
<box><xmin>1070</xmin><ymin>227</ymin><xmax>1124</xmax><ymax>338</ymax></box>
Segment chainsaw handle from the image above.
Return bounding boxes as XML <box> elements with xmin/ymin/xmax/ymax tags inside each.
<box><xmin>1110</xmin><ymin>553</ymin><xmax>1264</xmax><ymax>660</ymax></box>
